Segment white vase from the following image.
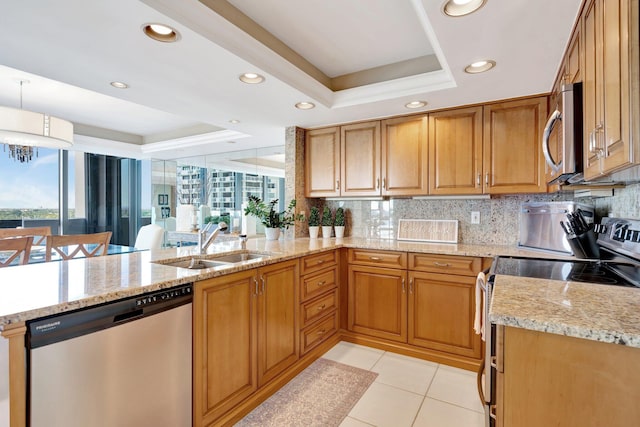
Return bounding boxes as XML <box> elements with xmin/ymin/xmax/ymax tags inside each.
<box><xmin>265</xmin><ymin>227</ymin><xmax>281</xmax><ymax>240</ymax></box>
<box><xmin>334</xmin><ymin>225</ymin><xmax>345</xmax><ymax>238</ymax></box>
<box><xmin>322</xmin><ymin>226</ymin><xmax>333</xmax><ymax>239</ymax></box>
<box><xmin>309</xmin><ymin>226</ymin><xmax>320</xmax><ymax>239</ymax></box>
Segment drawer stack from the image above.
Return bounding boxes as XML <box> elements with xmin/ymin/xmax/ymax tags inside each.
<box><xmin>299</xmin><ymin>250</ymin><xmax>339</xmax><ymax>355</ymax></box>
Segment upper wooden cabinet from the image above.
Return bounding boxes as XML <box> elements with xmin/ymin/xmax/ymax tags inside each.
<box><xmin>483</xmin><ymin>97</ymin><xmax>548</xmax><ymax>194</ymax></box>
<box><xmin>340</xmin><ymin>121</ymin><xmax>381</xmax><ymax>196</ymax></box>
<box><xmin>381</xmin><ymin>115</ymin><xmax>429</xmax><ymax>196</ymax></box>
<box><xmin>428</xmin><ymin>106</ymin><xmax>483</xmax><ymax>195</ymax></box>
<box><xmin>306</xmin><ymin>117</ymin><xmax>428</xmax><ymax>197</ymax></box>
<box><xmin>582</xmin><ymin>0</ymin><xmax>638</xmax><ymax>179</ymax></box>
<box><xmin>305</xmin><ymin>127</ymin><xmax>340</xmax><ymax>197</ymax></box>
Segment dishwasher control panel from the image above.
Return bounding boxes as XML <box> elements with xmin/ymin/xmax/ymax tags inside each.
<box><xmin>136</xmin><ymin>284</ymin><xmax>192</xmax><ymax>307</ymax></box>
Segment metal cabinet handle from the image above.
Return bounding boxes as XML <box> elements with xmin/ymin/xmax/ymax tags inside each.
<box><xmin>369</xmin><ymin>256</ymin><xmax>381</xmax><ymax>261</ymax></box>
<box><xmin>260</xmin><ymin>276</ymin><xmax>266</xmax><ymax>294</ymax></box>
<box><xmin>485</xmin><ymin>173</ymin><xmax>489</xmax><ymax>185</ymax></box>
<box><xmin>382</xmin><ymin>177</ymin><xmax>386</xmax><ymax>190</ymax></box>
<box><xmin>477</xmin><ymin>357</ymin><xmax>486</xmax><ymax>404</ymax></box>
<box><xmin>489</xmin><ymin>405</ymin><xmax>497</xmax><ymax>419</ymax></box>
<box><xmin>336</xmin><ymin>180</ymin><xmax>340</xmax><ymax>190</ymax></box>
<box><xmin>376</xmin><ymin>178</ymin><xmax>380</xmax><ymax>189</ymax></box>
<box><xmin>409</xmin><ymin>278</ymin><xmax>414</xmax><ymax>294</ymax></box>
<box><xmin>254</xmin><ymin>277</ymin><xmax>259</xmax><ymax>296</ymax></box>
<box><xmin>316</xmin><ymin>329</ymin><xmax>326</xmax><ymax>335</ymax></box>
<box><xmin>316</xmin><ymin>259</ymin><xmax>325</xmax><ymax>265</ymax></box>
<box><xmin>402</xmin><ymin>277</ymin><xmax>406</xmax><ymax>293</ymax></box>
<box><xmin>317</xmin><ymin>280</ymin><xmax>326</xmax><ymax>286</ymax></box>
<box><xmin>317</xmin><ymin>304</ymin><xmax>326</xmax><ymax>311</ymax></box>
<box><xmin>433</xmin><ymin>262</ymin><xmax>451</xmax><ymax>267</ymax></box>
<box><xmin>476</xmin><ymin>173</ymin><xmax>481</xmax><ymax>186</ymax></box>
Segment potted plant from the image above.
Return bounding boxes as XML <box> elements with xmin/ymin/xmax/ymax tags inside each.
<box><xmin>334</xmin><ymin>207</ymin><xmax>346</xmax><ymax>238</ymax></box>
<box><xmin>243</xmin><ymin>196</ymin><xmax>303</xmax><ymax>240</ymax></box>
<box><xmin>321</xmin><ymin>206</ymin><xmax>333</xmax><ymax>238</ymax></box>
<box><xmin>308</xmin><ymin>206</ymin><xmax>320</xmax><ymax>239</ymax></box>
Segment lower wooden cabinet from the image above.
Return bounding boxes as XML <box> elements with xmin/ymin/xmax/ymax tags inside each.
<box><xmin>498</xmin><ymin>326</ymin><xmax>640</xmax><ymax>427</ymax></box>
<box><xmin>408</xmin><ymin>271</ymin><xmax>481</xmax><ymax>358</ymax></box>
<box><xmin>193</xmin><ymin>259</ymin><xmax>299</xmax><ymax>427</ymax></box>
<box><xmin>347</xmin><ymin>249</ymin><xmax>485</xmax><ymax>365</ymax></box>
<box><xmin>347</xmin><ymin>263</ymin><xmax>407</xmax><ymax>342</ymax></box>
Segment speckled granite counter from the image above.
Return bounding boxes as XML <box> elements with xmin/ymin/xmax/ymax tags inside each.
<box><xmin>490</xmin><ymin>275</ymin><xmax>640</xmax><ymax>348</ymax></box>
<box><xmin>0</xmin><ymin>236</ymin><xmax>578</xmax><ymax>329</ymax></box>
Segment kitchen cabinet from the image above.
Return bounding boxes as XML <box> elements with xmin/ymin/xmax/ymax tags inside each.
<box><xmin>193</xmin><ymin>269</ymin><xmax>257</xmax><ymax>426</ymax></box>
<box><xmin>428</xmin><ymin>106</ymin><xmax>483</xmax><ymax>195</ymax></box>
<box><xmin>299</xmin><ymin>250</ymin><xmax>339</xmax><ymax>354</ymax></box>
<box><xmin>340</xmin><ymin>121</ymin><xmax>381</xmax><ymax>196</ymax></box>
<box><xmin>582</xmin><ymin>0</ymin><xmax>638</xmax><ymax>179</ymax></box>
<box><xmin>193</xmin><ymin>259</ymin><xmax>299</xmax><ymax>426</ymax></box>
<box><xmin>483</xmin><ymin>97</ymin><xmax>548</xmax><ymax>194</ymax></box>
<box><xmin>305</xmin><ymin>117</ymin><xmax>428</xmax><ymax>198</ymax></box>
<box><xmin>347</xmin><ymin>249</ymin><xmax>407</xmax><ymax>342</ymax></box>
<box><xmin>497</xmin><ymin>325</ymin><xmax>640</xmax><ymax>427</ymax></box>
<box><xmin>408</xmin><ymin>254</ymin><xmax>482</xmax><ymax>358</ymax></box>
<box><xmin>305</xmin><ymin>127</ymin><xmax>340</xmax><ymax>197</ymax></box>
<box><xmin>381</xmin><ymin>115</ymin><xmax>429</xmax><ymax>196</ymax></box>
<box><xmin>347</xmin><ymin>249</ymin><xmax>484</xmax><ymax>363</ymax></box>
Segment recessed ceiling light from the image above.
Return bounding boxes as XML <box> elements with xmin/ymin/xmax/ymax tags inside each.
<box><xmin>295</xmin><ymin>102</ymin><xmax>315</xmax><ymax>110</ymax></box>
<box><xmin>110</xmin><ymin>81</ymin><xmax>129</xmax><ymax>89</ymax></box>
<box><xmin>464</xmin><ymin>60</ymin><xmax>496</xmax><ymax>73</ymax></box>
<box><xmin>142</xmin><ymin>23</ymin><xmax>181</xmax><ymax>43</ymax></box>
<box><xmin>229</xmin><ymin>119</ymin><xmax>240</xmax><ymax>124</ymax></box>
<box><xmin>443</xmin><ymin>0</ymin><xmax>487</xmax><ymax>17</ymax></box>
<box><xmin>239</xmin><ymin>73</ymin><xmax>265</xmax><ymax>84</ymax></box>
<box><xmin>405</xmin><ymin>100</ymin><xmax>427</xmax><ymax>109</ymax></box>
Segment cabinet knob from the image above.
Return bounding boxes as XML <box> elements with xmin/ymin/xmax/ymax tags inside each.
<box><xmin>316</xmin><ymin>259</ymin><xmax>325</xmax><ymax>265</ymax></box>
<box><xmin>317</xmin><ymin>280</ymin><xmax>326</xmax><ymax>286</ymax></box>
<box><xmin>317</xmin><ymin>329</ymin><xmax>326</xmax><ymax>335</ymax></box>
<box><xmin>317</xmin><ymin>304</ymin><xmax>326</xmax><ymax>311</ymax></box>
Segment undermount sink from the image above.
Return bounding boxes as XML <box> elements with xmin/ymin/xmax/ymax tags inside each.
<box><xmin>155</xmin><ymin>251</ymin><xmax>268</xmax><ymax>270</ymax></box>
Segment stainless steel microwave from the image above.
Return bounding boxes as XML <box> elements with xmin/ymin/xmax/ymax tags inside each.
<box><xmin>542</xmin><ymin>82</ymin><xmax>583</xmax><ymax>184</ymax></box>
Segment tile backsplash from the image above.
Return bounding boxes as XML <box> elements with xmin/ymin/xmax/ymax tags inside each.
<box><xmin>324</xmin><ymin>183</ymin><xmax>640</xmax><ymax>244</ymax></box>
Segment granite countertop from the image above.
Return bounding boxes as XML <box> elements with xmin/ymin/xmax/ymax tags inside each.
<box><xmin>0</xmin><ymin>236</ymin><xmax>628</xmax><ymax>348</ymax></box>
<box><xmin>489</xmin><ymin>275</ymin><xmax>640</xmax><ymax>348</ymax></box>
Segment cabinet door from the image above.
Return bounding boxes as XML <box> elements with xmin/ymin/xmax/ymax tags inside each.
<box><xmin>483</xmin><ymin>97</ymin><xmax>548</xmax><ymax>194</ymax></box>
<box><xmin>257</xmin><ymin>260</ymin><xmax>299</xmax><ymax>386</ymax></box>
<box><xmin>347</xmin><ymin>265</ymin><xmax>407</xmax><ymax>342</ymax></box>
<box><xmin>566</xmin><ymin>25</ymin><xmax>581</xmax><ymax>84</ymax></box>
<box><xmin>428</xmin><ymin>106</ymin><xmax>483</xmax><ymax>195</ymax></box>
<box><xmin>305</xmin><ymin>127</ymin><xmax>340</xmax><ymax>197</ymax></box>
<box><xmin>582</xmin><ymin>0</ymin><xmax>601</xmax><ymax>178</ymax></box>
<box><xmin>341</xmin><ymin>121</ymin><xmax>381</xmax><ymax>196</ymax></box>
<box><xmin>193</xmin><ymin>271</ymin><xmax>257</xmax><ymax>427</ymax></box>
<box><xmin>408</xmin><ymin>271</ymin><xmax>481</xmax><ymax>358</ymax></box>
<box><xmin>381</xmin><ymin>115</ymin><xmax>429</xmax><ymax>196</ymax></box>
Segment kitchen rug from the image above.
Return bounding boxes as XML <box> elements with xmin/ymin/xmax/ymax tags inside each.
<box><xmin>235</xmin><ymin>358</ymin><xmax>378</xmax><ymax>427</ymax></box>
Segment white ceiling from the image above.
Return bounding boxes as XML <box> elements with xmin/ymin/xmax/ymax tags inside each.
<box><xmin>0</xmin><ymin>0</ymin><xmax>582</xmax><ymax>161</ymax></box>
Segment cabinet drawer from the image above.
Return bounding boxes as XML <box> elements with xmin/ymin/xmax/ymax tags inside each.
<box><xmin>300</xmin><ymin>250</ymin><xmax>338</xmax><ymax>275</ymax></box>
<box><xmin>348</xmin><ymin>248</ymin><xmax>407</xmax><ymax>269</ymax></box>
<box><xmin>409</xmin><ymin>253</ymin><xmax>481</xmax><ymax>276</ymax></box>
<box><xmin>301</xmin><ymin>288</ymin><xmax>338</xmax><ymax>328</ymax></box>
<box><xmin>301</xmin><ymin>266</ymin><xmax>337</xmax><ymax>302</ymax></box>
<box><xmin>300</xmin><ymin>310</ymin><xmax>339</xmax><ymax>355</ymax></box>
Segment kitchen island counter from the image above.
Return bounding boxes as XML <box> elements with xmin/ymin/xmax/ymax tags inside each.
<box><xmin>490</xmin><ymin>274</ymin><xmax>640</xmax><ymax>347</ymax></box>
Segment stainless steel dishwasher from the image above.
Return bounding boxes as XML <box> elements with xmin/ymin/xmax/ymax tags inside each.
<box><xmin>26</xmin><ymin>284</ymin><xmax>193</xmax><ymax>427</ymax></box>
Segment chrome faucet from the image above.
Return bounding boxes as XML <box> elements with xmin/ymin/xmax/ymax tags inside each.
<box><xmin>198</xmin><ymin>222</ymin><xmax>228</xmax><ymax>254</ymax></box>
<box><xmin>239</xmin><ymin>234</ymin><xmax>248</xmax><ymax>250</ymax></box>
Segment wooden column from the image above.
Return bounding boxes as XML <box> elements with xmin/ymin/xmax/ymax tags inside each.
<box><xmin>1</xmin><ymin>323</ymin><xmax>26</xmax><ymax>427</ymax></box>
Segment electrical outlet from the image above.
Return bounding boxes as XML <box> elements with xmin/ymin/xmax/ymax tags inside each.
<box><xmin>471</xmin><ymin>211</ymin><xmax>480</xmax><ymax>224</ymax></box>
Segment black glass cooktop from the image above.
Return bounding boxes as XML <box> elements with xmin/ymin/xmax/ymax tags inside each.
<box><xmin>493</xmin><ymin>256</ymin><xmax>639</xmax><ymax>288</ymax></box>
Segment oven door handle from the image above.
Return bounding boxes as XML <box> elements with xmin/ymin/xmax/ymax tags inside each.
<box><xmin>477</xmin><ymin>357</ymin><xmax>486</xmax><ymax>404</ymax></box>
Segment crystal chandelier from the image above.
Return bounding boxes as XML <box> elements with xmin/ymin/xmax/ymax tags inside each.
<box><xmin>0</xmin><ymin>80</ymin><xmax>73</xmax><ymax>163</ymax></box>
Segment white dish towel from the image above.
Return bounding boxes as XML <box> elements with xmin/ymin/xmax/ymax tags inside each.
<box><xmin>474</xmin><ymin>271</ymin><xmax>486</xmax><ymax>341</ymax></box>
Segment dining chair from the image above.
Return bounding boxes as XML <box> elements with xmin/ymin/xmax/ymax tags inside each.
<box><xmin>134</xmin><ymin>224</ymin><xmax>164</xmax><ymax>250</ymax></box>
<box><xmin>45</xmin><ymin>232</ymin><xmax>112</xmax><ymax>261</ymax></box>
<box><xmin>0</xmin><ymin>236</ymin><xmax>34</xmax><ymax>267</ymax></box>
<box><xmin>0</xmin><ymin>226</ymin><xmax>51</xmax><ymax>246</ymax></box>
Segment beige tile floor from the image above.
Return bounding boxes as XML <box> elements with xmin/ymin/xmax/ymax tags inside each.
<box><xmin>321</xmin><ymin>341</ymin><xmax>486</xmax><ymax>427</ymax></box>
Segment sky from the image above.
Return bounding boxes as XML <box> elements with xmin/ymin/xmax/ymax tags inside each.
<box><xmin>0</xmin><ymin>147</ymin><xmax>59</xmax><ymax>209</ymax></box>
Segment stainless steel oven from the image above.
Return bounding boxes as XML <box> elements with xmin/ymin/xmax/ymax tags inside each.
<box><xmin>480</xmin><ymin>216</ymin><xmax>640</xmax><ymax>427</ymax></box>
